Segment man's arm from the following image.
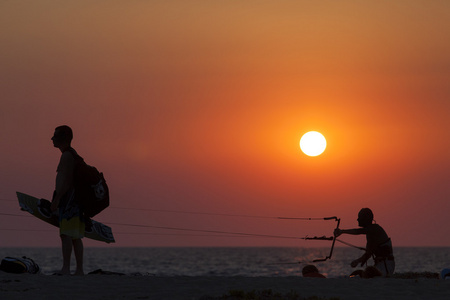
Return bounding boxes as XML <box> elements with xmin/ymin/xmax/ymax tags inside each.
<box><xmin>351</xmin><ymin>252</ymin><xmax>372</xmax><ymax>267</ymax></box>
<box><xmin>51</xmin><ymin>152</ymin><xmax>74</xmax><ymax>211</ymax></box>
<box><xmin>334</xmin><ymin>228</ymin><xmax>366</xmax><ymax>237</ymax></box>
<box><xmin>334</xmin><ymin>227</ymin><xmax>372</xmax><ymax>267</ymax></box>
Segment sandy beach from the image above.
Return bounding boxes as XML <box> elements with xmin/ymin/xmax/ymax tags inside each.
<box><xmin>1</xmin><ymin>272</ymin><xmax>450</xmax><ymax>300</ymax></box>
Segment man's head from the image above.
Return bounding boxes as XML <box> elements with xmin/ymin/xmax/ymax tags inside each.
<box><xmin>52</xmin><ymin>125</ymin><xmax>73</xmax><ymax>148</ymax></box>
<box><xmin>357</xmin><ymin>208</ymin><xmax>374</xmax><ymax>227</ymax></box>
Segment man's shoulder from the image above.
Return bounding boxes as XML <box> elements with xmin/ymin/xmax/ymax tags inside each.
<box><xmin>59</xmin><ymin>150</ymin><xmax>76</xmax><ymax>166</ymax></box>
<box><xmin>62</xmin><ymin>148</ymin><xmax>81</xmax><ymax>159</ymax></box>
<box><xmin>367</xmin><ymin>223</ymin><xmax>386</xmax><ymax>234</ymax></box>
<box><xmin>370</xmin><ymin>223</ymin><xmax>383</xmax><ymax>230</ymax></box>
<box><xmin>57</xmin><ymin>151</ymin><xmax>75</xmax><ymax>173</ymax></box>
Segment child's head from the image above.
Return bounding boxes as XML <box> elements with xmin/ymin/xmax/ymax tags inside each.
<box><xmin>302</xmin><ymin>264</ymin><xmax>319</xmax><ymax>276</ymax></box>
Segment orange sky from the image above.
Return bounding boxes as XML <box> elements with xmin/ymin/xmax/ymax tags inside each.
<box><xmin>1</xmin><ymin>1</ymin><xmax>450</xmax><ymax>248</ymax></box>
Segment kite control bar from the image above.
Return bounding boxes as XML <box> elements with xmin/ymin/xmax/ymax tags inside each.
<box><xmin>312</xmin><ymin>217</ymin><xmax>340</xmax><ymax>262</ymax></box>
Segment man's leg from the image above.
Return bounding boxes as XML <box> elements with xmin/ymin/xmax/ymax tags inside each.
<box><xmin>60</xmin><ymin>234</ymin><xmax>72</xmax><ymax>275</ymax></box>
<box><xmin>73</xmin><ymin>238</ymin><xmax>84</xmax><ymax>275</ymax></box>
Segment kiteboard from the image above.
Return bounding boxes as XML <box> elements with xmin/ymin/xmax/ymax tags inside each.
<box><xmin>16</xmin><ymin>192</ymin><xmax>115</xmax><ymax>243</ymax></box>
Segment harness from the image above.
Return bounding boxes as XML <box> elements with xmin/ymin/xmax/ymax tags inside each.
<box><xmin>372</xmin><ymin>238</ymin><xmax>394</xmax><ymax>274</ymax></box>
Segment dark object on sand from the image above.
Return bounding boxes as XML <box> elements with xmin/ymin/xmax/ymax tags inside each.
<box><xmin>88</xmin><ymin>269</ymin><xmax>125</xmax><ymax>275</ymax></box>
<box><xmin>0</xmin><ymin>257</ymin><xmax>40</xmax><ymax>274</ymax></box>
<box><xmin>350</xmin><ymin>266</ymin><xmax>383</xmax><ymax>278</ymax></box>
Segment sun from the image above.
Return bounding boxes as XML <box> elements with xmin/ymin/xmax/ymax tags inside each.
<box><xmin>300</xmin><ymin>131</ymin><xmax>327</xmax><ymax>157</ymax></box>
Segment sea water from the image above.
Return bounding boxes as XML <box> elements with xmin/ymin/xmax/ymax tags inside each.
<box><xmin>0</xmin><ymin>247</ymin><xmax>449</xmax><ymax>278</ymax></box>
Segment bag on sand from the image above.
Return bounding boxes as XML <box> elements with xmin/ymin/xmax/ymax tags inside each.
<box><xmin>0</xmin><ymin>256</ymin><xmax>40</xmax><ymax>274</ymax></box>
<box><xmin>67</xmin><ymin>148</ymin><xmax>110</xmax><ymax>218</ymax></box>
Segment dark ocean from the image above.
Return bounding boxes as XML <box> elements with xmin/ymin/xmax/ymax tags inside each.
<box><xmin>1</xmin><ymin>247</ymin><xmax>449</xmax><ymax>278</ymax></box>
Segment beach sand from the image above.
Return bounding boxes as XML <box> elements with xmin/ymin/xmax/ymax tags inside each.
<box><xmin>1</xmin><ymin>272</ymin><xmax>450</xmax><ymax>299</ymax></box>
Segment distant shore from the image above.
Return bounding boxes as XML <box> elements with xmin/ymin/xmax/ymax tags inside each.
<box><xmin>1</xmin><ymin>272</ymin><xmax>450</xmax><ymax>299</ymax></box>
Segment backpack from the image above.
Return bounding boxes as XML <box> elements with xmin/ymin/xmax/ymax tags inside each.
<box><xmin>0</xmin><ymin>257</ymin><xmax>40</xmax><ymax>274</ymax></box>
<box><xmin>68</xmin><ymin>148</ymin><xmax>110</xmax><ymax>218</ymax></box>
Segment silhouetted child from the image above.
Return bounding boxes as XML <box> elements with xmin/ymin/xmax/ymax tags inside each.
<box><xmin>334</xmin><ymin>208</ymin><xmax>395</xmax><ymax>276</ymax></box>
<box><xmin>302</xmin><ymin>265</ymin><xmax>326</xmax><ymax>278</ymax></box>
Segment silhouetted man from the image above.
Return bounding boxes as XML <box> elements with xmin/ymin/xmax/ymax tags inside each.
<box><xmin>51</xmin><ymin>125</ymin><xmax>85</xmax><ymax>275</ymax></box>
<box><xmin>335</xmin><ymin>208</ymin><xmax>395</xmax><ymax>276</ymax></box>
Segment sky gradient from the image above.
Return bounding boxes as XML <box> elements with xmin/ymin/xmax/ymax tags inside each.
<box><xmin>1</xmin><ymin>0</ymin><xmax>450</xmax><ymax>248</ymax></box>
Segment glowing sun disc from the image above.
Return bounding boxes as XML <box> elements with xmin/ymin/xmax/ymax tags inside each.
<box><xmin>300</xmin><ymin>131</ymin><xmax>327</xmax><ymax>156</ymax></box>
